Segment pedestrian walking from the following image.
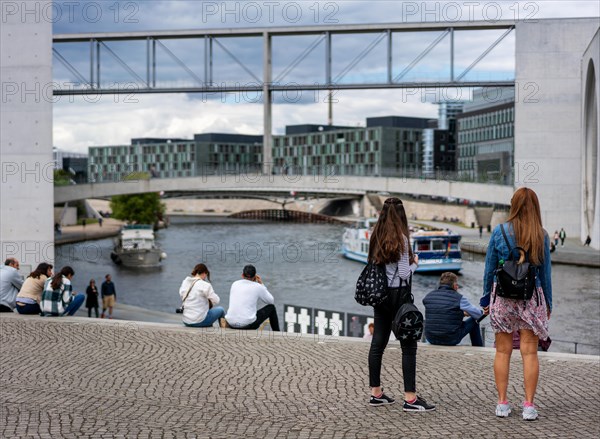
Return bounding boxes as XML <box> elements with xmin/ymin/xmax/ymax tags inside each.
<box><xmin>86</xmin><ymin>279</ymin><xmax>99</xmax><ymax>318</ymax></box>
<box><xmin>559</xmin><ymin>228</ymin><xmax>566</xmax><ymax>246</ymax></box>
<box><xmin>101</xmin><ymin>274</ymin><xmax>117</xmax><ymax>319</ymax></box>
<box><xmin>553</xmin><ymin>230</ymin><xmax>559</xmax><ymax>247</ymax></box>
<box><xmin>98</xmin><ymin>217</ymin><xmax>103</xmax><ymax>227</ymax></box>
<box><xmin>479</xmin><ymin>225</ymin><xmax>483</xmax><ymax>239</ymax></box>
<box><xmin>365</xmin><ymin>197</ymin><xmax>435</xmax><ymax>411</ymax></box>
<box><xmin>481</xmin><ymin>187</ymin><xmax>552</xmax><ymax>421</ymax></box>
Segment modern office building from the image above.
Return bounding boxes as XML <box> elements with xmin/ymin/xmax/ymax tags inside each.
<box><xmin>272</xmin><ymin>116</ymin><xmax>430</xmax><ymax>177</ymax></box>
<box><xmin>422</xmin><ymin>102</ymin><xmax>464</xmax><ymax>176</ymax></box>
<box><xmin>88</xmin><ymin>116</ymin><xmax>432</xmax><ymax>182</ymax></box>
<box><xmin>456</xmin><ymin>88</ymin><xmax>515</xmax><ymax>184</ymax></box>
<box><xmin>53</xmin><ymin>147</ymin><xmax>88</xmax><ymax>183</ymax></box>
<box><xmin>88</xmin><ymin>134</ymin><xmax>262</xmax><ymax>182</ymax></box>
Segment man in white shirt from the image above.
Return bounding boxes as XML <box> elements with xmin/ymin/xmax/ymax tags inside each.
<box><xmin>225</xmin><ymin>265</ymin><xmax>280</xmax><ymax>331</ymax></box>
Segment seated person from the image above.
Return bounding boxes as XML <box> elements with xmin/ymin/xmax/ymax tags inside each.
<box><xmin>40</xmin><ymin>266</ymin><xmax>85</xmax><ymax>316</ymax></box>
<box><xmin>422</xmin><ymin>272</ymin><xmax>487</xmax><ymax>347</ymax></box>
<box><xmin>16</xmin><ymin>263</ymin><xmax>54</xmax><ymax>315</ymax></box>
<box><xmin>179</xmin><ymin>263</ymin><xmax>225</xmax><ymax>328</ymax></box>
<box><xmin>225</xmin><ymin>265</ymin><xmax>280</xmax><ymax>331</ymax></box>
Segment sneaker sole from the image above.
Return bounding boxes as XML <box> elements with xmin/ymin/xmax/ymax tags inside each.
<box><xmin>369</xmin><ymin>400</ymin><xmax>396</xmax><ymax>407</ymax></box>
<box><xmin>496</xmin><ymin>412</ymin><xmax>511</xmax><ymax>418</ymax></box>
<box><xmin>403</xmin><ymin>407</ymin><xmax>436</xmax><ymax>412</ymax></box>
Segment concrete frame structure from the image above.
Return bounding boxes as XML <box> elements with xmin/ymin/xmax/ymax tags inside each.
<box><xmin>514</xmin><ymin>18</ymin><xmax>600</xmax><ymax>247</ymax></box>
<box><xmin>0</xmin><ymin>0</ymin><xmax>54</xmax><ymax>268</ymax></box>
<box><xmin>581</xmin><ymin>29</ymin><xmax>600</xmax><ymax>249</ymax></box>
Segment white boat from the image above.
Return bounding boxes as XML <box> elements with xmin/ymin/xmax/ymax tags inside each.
<box><xmin>342</xmin><ymin>220</ymin><xmax>462</xmax><ymax>273</ymax></box>
<box><xmin>110</xmin><ymin>225</ymin><xmax>166</xmax><ymax>268</ymax></box>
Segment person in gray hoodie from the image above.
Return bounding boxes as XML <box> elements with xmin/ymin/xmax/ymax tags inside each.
<box><xmin>0</xmin><ymin>258</ymin><xmax>24</xmax><ymax>312</ymax></box>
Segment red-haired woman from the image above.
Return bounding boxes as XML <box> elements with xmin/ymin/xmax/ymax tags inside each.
<box><xmin>482</xmin><ymin>187</ymin><xmax>552</xmax><ymax>421</ymax></box>
<box><xmin>367</xmin><ymin>197</ymin><xmax>435</xmax><ymax>411</ymax></box>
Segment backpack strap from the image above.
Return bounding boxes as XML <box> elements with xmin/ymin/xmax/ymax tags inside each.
<box><xmin>500</xmin><ymin>223</ymin><xmax>512</xmax><ymax>253</ymax></box>
<box><xmin>500</xmin><ymin>223</ymin><xmax>530</xmax><ymax>262</ymax></box>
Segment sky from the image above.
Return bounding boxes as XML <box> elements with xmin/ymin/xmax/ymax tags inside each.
<box><xmin>49</xmin><ymin>0</ymin><xmax>600</xmax><ymax>152</ymax></box>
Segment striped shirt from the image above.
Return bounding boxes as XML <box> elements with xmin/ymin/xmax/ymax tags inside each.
<box><xmin>385</xmin><ymin>237</ymin><xmax>417</xmax><ymax>287</ymax></box>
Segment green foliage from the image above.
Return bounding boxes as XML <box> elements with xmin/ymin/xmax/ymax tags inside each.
<box><xmin>77</xmin><ymin>218</ymin><xmax>99</xmax><ymax>225</ymax></box>
<box><xmin>53</xmin><ymin>169</ymin><xmax>72</xmax><ymax>186</ymax></box>
<box><xmin>123</xmin><ymin>172</ymin><xmax>151</xmax><ymax>181</ymax></box>
<box><xmin>110</xmin><ymin>193</ymin><xmax>166</xmax><ymax>225</ymax></box>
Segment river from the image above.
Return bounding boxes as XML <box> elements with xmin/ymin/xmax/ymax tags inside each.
<box><xmin>55</xmin><ymin>218</ymin><xmax>600</xmax><ymax>355</ymax></box>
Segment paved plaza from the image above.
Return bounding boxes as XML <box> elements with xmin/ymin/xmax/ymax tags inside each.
<box><xmin>1</xmin><ymin>314</ymin><xmax>598</xmax><ymax>438</ymax></box>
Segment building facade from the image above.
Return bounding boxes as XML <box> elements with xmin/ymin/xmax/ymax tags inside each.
<box><xmin>272</xmin><ymin>116</ymin><xmax>429</xmax><ymax>177</ymax></box>
<box><xmin>88</xmin><ymin>134</ymin><xmax>262</xmax><ymax>182</ymax></box>
<box><xmin>457</xmin><ymin>88</ymin><xmax>515</xmax><ymax>184</ymax></box>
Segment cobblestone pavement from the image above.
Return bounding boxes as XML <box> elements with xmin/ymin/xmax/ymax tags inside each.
<box><xmin>1</xmin><ymin>314</ymin><xmax>598</xmax><ymax>439</ymax></box>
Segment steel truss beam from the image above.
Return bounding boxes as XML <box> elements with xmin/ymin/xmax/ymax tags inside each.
<box><xmin>53</xmin><ymin>21</ymin><xmax>516</xmax><ymax>93</ymax></box>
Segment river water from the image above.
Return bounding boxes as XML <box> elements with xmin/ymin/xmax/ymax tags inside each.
<box><xmin>55</xmin><ymin>218</ymin><xmax>600</xmax><ymax>355</ymax></box>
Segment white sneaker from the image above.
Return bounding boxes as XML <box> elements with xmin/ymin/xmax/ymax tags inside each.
<box><xmin>522</xmin><ymin>404</ymin><xmax>538</xmax><ymax>421</ymax></box>
<box><xmin>495</xmin><ymin>402</ymin><xmax>511</xmax><ymax>417</ymax></box>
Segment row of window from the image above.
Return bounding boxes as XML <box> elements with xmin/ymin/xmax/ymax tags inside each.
<box><xmin>274</xmin><ymin>141</ymin><xmax>381</xmax><ymax>157</ymax></box>
<box><xmin>459</xmin><ymin>108</ymin><xmax>514</xmax><ymax>130</ymax></box>
<box><xmin>458</xmin><ymin>124</ymin><xmax>514</xmax><ymax>143</ymax></box>
<box><xmin>210</xmin><ymin>144</ymin><xmax>261</xmax><ymax>154</ymax></box>
<box><xmin>207</xmin><ymin>153</ymin><xmax>261</xmax><ymax>164</ymax></box>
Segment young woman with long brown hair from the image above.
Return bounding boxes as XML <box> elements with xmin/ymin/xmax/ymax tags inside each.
<box><xmin>367</xmin><ymin>197</ymin><xmax>435</xmax><ymax>411</ymax></box>
<box><xmin>481</xmin><ymin>187</ymin><xmax>552</xmax><ymax>421</ymax></box>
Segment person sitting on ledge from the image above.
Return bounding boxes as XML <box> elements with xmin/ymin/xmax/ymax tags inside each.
<box><xmin>422</xmin><ymin>272</ymin><xmax>488</xmax><ymax>347</ymax></box>
<box><xmin>40</xmin><ymin>266</ymin><xmax>85</xmax><ymax>317</ymax></box>
<box><xmin>15</xmin><ymin>263</ymin><xmax>53</xmax><ymax>315</ymax></box>
<box><xmin>225</xmin><ymin>265</ymin><xmax>280</xmax><ymax>331</ymax></box>
<box><xmin>178</xmin><ymin>263</ymin><xmax>225</xmax><ymax>328</ymax></box>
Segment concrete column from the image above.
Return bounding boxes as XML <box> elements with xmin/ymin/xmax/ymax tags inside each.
<box><xmin>514</xmin><ymin>19</ymin><xmax>599</xmax><ymax>239</ymax></box>
<box><xmin>581</xmin><ymin>30</ymin><xmax>600</xmax><ymax>249</ymax></box>
<box><xmin>0</xmin><ymin>0</ymin><xmax>54</xmax><ymax>271</ymax></box>
<box><xmin>262</xmin><ymin>31</ymin><xmax>272</xmax><ymax>175</ymax></box>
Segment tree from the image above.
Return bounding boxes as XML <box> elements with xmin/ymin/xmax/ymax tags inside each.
<box><xmin>110</xmin><ymin>193</ymin><xmax>166</xmax><ymax>225</ymax></box>
<box><xmin>53</xmin><ymin>169</ymin><xmax>72</xmax><ymax>186</ymax></box>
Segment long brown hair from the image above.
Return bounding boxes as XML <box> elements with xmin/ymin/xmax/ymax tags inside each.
<box><xmin>191</xmin><ymin>263</ymin><xmax>210</xmax><ymax>281</ymax></box>
<box><xmin>51</xmin><ymin>266</ymin><xmax>74</xmax><ymax>290</ymax></box>
<box><xmin>507</xmin><ymin>187</ymin><xmax>545</xmax><ymax>264</ymax></box>
<box><xmin>29</xmin><ymin>263</ymin><xmax>52</xmax><ymax>279</ymax></box>
<box><xmin>368</xmin><ymin>197</ymin><xmax>412</xmax><ymax>264</ymax></box>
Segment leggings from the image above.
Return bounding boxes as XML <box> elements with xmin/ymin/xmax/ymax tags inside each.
<box><xmin>368</xmin><ymin>287</ymin><xmax>417</xmax><ymax>392</ymax></box>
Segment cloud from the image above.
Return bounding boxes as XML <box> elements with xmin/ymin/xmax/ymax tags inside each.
<box><xmin>51</xmin><ymin>0</ymin><xmax>599</xmax><ymax>152</ymax></box>
<box><xmin>53</xmin><ymin>88</ymin><xmax>444</xmax><ymax>151</ymax></box>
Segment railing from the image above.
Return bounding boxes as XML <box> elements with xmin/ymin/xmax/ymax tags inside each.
<box><xmin>283</xmin><ymin>304</ymin><xmax>599</xmax><ymax>355</ymax></box>
<box><xmin>85</xmin><ymin>162</ymin><xmax>514</xmax><ymax>186</ymax></box>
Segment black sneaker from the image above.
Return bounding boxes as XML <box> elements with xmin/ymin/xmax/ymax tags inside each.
<box><xmin>403</xmin><ymin>396</ymin><xmax>436</xmax><ymax>412</ymax></box>
<box><xmin>369</xmin><ymin>393</ymin><xmax>396</xmax><ymax>406</ymax></box>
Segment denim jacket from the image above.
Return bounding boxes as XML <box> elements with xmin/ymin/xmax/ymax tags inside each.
<box><xmin>481</xmin><ymin>222</ymin><xmax>552</xmax><ymax>311</ymax></box>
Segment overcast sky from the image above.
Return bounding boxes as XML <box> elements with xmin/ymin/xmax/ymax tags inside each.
<box><xmin>51</xmin><ymin>1</ymin><xmax>600</xmax><ymax>152</ymax></box>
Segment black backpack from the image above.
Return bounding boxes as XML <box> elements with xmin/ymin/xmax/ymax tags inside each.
<box><xmin>494</xmin><ymin>224</ymin><xmax>537</xmax><ymax>302</ymax></box>
<box><xmin>391</xmin><ymin>277</ymin><xmax>424</xmax><ymax>342</ymax></box>
<box><xmin>355</xmin><ymin>263</ymin><xmax>398</xmax><ymax>307</ymax></box>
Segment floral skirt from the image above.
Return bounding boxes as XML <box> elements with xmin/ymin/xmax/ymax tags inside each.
<box><xmin>490</xmin><ymin>283</ymin><xmax>549</xmax><ymax>341</ymax></box>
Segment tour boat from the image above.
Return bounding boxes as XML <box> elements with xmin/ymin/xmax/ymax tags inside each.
<box><xmin>110</xmin><ymin>225</ymin><xmax>167</xmax><ymax>268</ymax></box>
<box><xmin>341</xmin><ymin>220</ymin><xmax>462</xmax><ymax>273</ymax></box>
